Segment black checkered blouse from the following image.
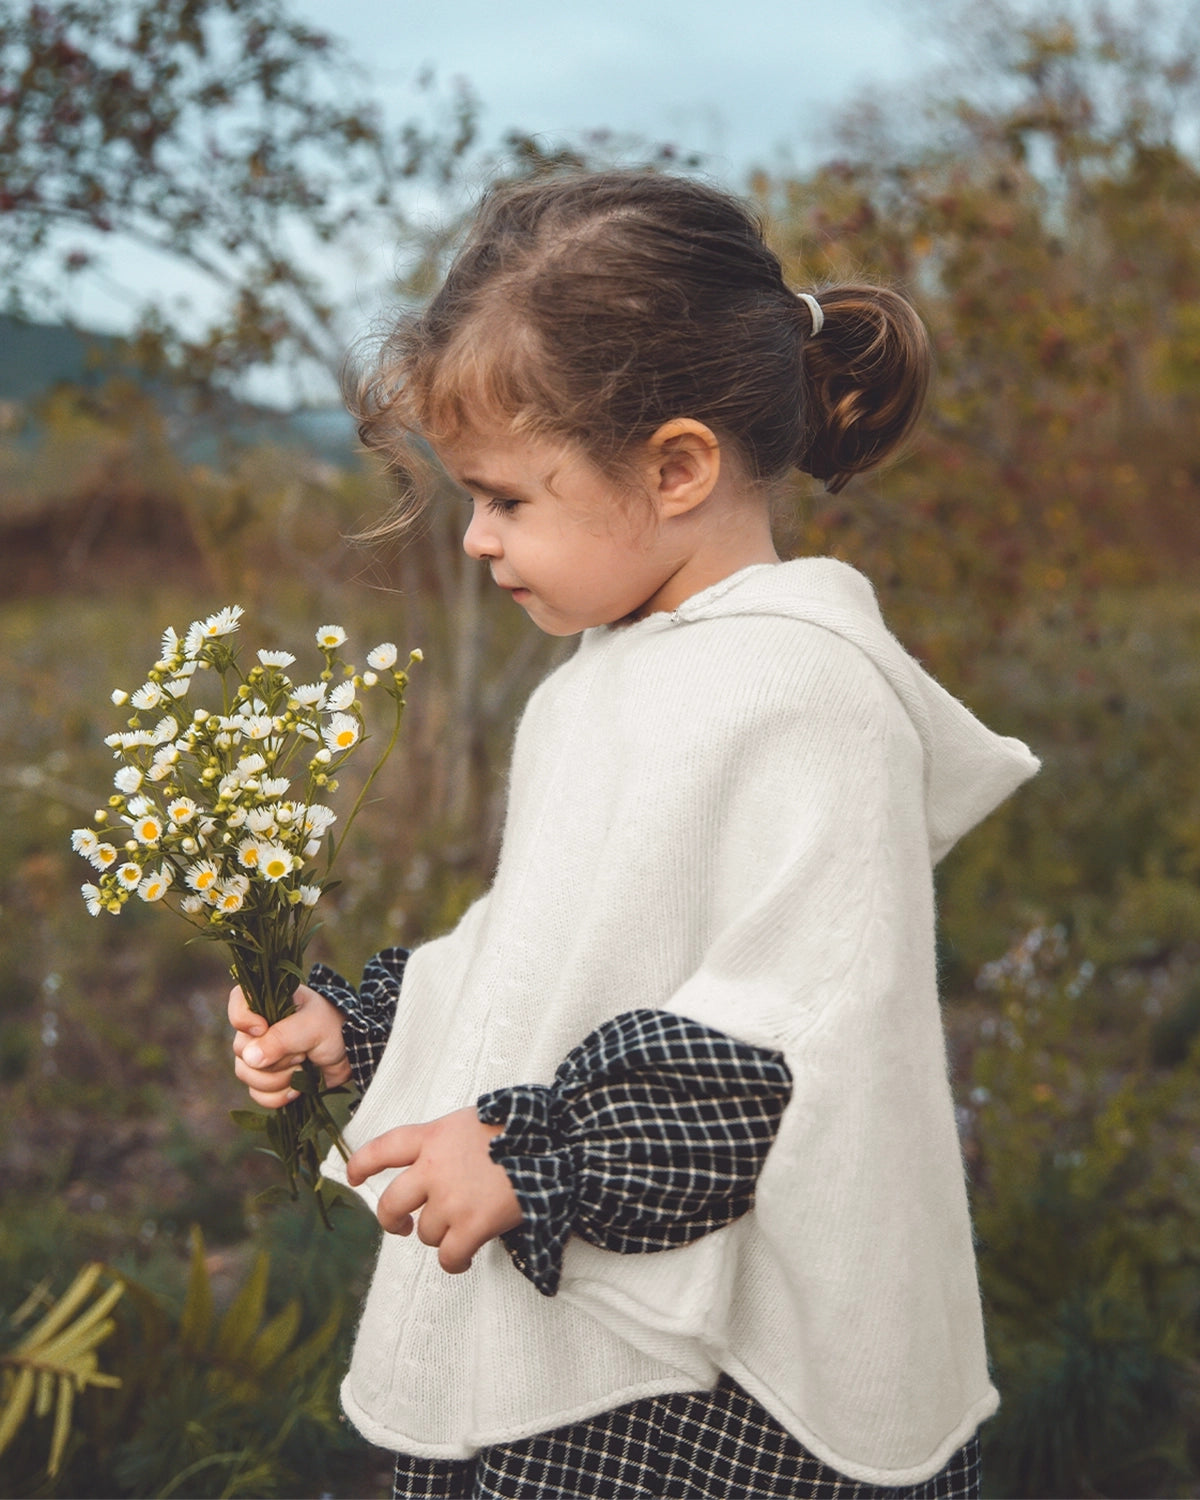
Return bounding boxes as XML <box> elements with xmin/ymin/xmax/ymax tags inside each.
<box><xmin>308</xmin><ymin>949</ymin><xmax>982</xmax><ymax>1500</ymax></box>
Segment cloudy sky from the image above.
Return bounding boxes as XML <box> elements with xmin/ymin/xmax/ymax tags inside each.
<box><xmin>292</xmin><ymin>0</ymin><xmax>947</xmax><ymax>179</ymax></box>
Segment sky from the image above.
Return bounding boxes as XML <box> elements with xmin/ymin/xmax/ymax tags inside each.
<box><xmin>292</xmin><ymin>0</ymin><xmax>947</xmax><ymax>180</ymax></box>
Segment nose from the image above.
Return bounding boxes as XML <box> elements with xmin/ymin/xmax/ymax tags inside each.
<box><xmin>463</xmin><ymin>504</ymin><xmax>500</xmax><ymax>561</ymax></box>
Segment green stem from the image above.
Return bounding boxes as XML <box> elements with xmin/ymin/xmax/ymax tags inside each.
<box><xmin>327</xmin><ymin>682</ymin><xmax>408</xmax><ymax>872</ymax></box>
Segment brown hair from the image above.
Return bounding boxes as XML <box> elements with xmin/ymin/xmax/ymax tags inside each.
<box><xmin>348</xmin><ymin>170</ymin><xmax>931</xmax><ymax>526</ymax></box>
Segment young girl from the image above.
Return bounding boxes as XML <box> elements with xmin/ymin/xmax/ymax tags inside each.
<box><xmin>230</xmin><ymin>171</ymin><xmax>1038</xmax><ymax>1499</ymax></box>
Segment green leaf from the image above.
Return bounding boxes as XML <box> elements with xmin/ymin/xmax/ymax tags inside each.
<box><xmin>0</xmin><ymin>1366</ymin><xmax>35</xmax><ymax>1462</ymax></box>
<box><xmin>246</xmin><ymin>1299</ymin><xmax>301</xmax><ymax>1374</ymax></box>
<box><xmin>213</xmin><ymin>1252</ymin><xmax>269</xmax><ymax>1364</ymax></box>
<box><xmin>254</xmin><ymin>1184</ymin><xmax>293</xmax><ymax>1205</ymax></box>
<box><xmin>229</xmin><ymin>1108</ymin><xmax>269</xmax><ymax>1132</ymax></box>
<box><xmin>178</xmin><ymin>1227</ymin><xmax>213</xmax><ymax>1353</ymax></box>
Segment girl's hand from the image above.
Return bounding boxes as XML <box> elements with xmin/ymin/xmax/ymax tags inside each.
<box><xmin>346</xmin><ymin>1107</ymin><xmax>523</xmax><ymax>1274</ymax></box>
<box><xmin>228</xmin><ymin>982</ymin><xmax>351</xmax><ymax>1108</ymax></box>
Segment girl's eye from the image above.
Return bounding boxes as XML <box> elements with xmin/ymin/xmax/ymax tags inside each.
<box><xmin>486</xmin><ymin>497</ymin><xmax>522</xmax><ymax>516</ymax></box>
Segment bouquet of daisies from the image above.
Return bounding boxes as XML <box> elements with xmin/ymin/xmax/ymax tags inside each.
<box><xmin>71</xmin><ymin>604</ymin><xmax>420</xmax><ymax>1226</ymax></box>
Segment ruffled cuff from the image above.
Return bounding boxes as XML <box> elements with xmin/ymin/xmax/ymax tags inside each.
<box><xmin>477</xmin><ymin>1008</ymin><xmax>793</xmax><ymax>1298</ymax></box>
<box><xmin>307</xmin><ymin>946</ymin><xmax>408</xmax><ymax>1099</ymax></box>
<box><xmin>477</xmin><ymin>1086</ymin><xmax>579</xmax><ymax>1296</ymax></box>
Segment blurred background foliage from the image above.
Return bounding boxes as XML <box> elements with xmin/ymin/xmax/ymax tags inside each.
<box><xmin>1</xmin><ymin>0</ymin><xmax>1199</xmax><ymax>1495</ymax></box>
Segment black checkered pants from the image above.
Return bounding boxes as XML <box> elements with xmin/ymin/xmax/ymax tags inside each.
<box><xmin>389</xmin><ymin>1376</ymin><xmax>982</xmax><ymax>1498</ymax></box>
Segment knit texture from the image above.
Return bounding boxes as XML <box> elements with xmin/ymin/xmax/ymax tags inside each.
<box><xmin>322</xmin><ymin>558</ymin><xmax>1039</xmax><ymax>1483</ymax></box>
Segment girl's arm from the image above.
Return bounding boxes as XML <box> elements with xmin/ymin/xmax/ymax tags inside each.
<box><xmin>346</xmin><ymin>1007</ymin><xmax>792</xmax><ymax>1293</ymax></box>
<box><xmin>476</xmin><ymin>1008</ymin><xmax>793</xmax><ymax>1296</ymax></box>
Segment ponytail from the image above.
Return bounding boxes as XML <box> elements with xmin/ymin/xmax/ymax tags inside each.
<box><xmin>798</xmin><ymin>284</ymin><xmax>932</xmax><ymax>494</ymax></box>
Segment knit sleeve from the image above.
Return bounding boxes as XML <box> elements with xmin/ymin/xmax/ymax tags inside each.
<box><xmin>476</xmin><ymin>1008</ymin><xmax>792</xmax><ymax>1297</ymax></box>
<box><xmin>307</xmin><ymin>947</ymin><xmax>408</xmax><ymax>1099</ymax></box>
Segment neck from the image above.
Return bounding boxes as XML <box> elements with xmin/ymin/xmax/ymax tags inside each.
<box><xmin>633</xmin><ymin>494</ymin><xmax>779</xmax><ymax>620</ymax></box>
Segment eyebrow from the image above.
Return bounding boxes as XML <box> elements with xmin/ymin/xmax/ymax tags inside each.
<box><xmin>460</xmin><ymin>473</ymin><xmax>524</xmax><ymax>497</ymax></box>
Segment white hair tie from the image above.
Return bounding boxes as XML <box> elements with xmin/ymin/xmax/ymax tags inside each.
<box><xmin>797</xmin><ymin>291</ymin><xmax>824</xmax><ymax>337</ymax></box>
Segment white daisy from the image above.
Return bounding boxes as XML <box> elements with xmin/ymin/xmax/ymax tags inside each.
<box><xmin>299</xmin><ymin>884</ymin><xmax>321</xmax><ymax>907</ymax></box>
<box><xmin>260</xmin><ymin>776</ymin><xmax>289</xmax><ymax>798</ymax></box>
<box><xmin>164</xmin><ymin>678</ymin><xmax>190</xmax><ymax>698</ymax></box>
<box><xmin>257</xmin><ymin>649</ymin><xmax>296</xmax><ymax>668</ymax></box>
<box><xmin>133</xmin><ymin>815</ymin><xmax>163</xmax><ymax>845</ymax></box>
<box><xmin>116</xmin><ymin>862</ymin><xmax>143</xmax><ymax>890</ymax></box>
<box><xmin>152</xmin><ymin>716</ymin><xmax>180</xmax><ymax>744</ymax></box>
<box><xmin>236</xmin><ymin>838</ymin><xmax>262</xmax><ymax>869</ymax></box>
<box><xmin>235</xmin><ymin>840</ymin><xmax>261</xmax><ymax>876</ymax></box>
<box><xmin>183</xmin><ymin>621</ymin><xmax>205</xmax><ymax>657</ymax></box>
<box><xmin>161</xmin><ymin>625</ymin><xmax>182</xmax><ymax>660</ymax></box>
<box><xmin>241</xmin><ymin>715</ymin><xmax>275</xmax><ymax>741</ymax></box>
<box><xmin>138</xmin><ymin>869</ymin><xmax>170</xmax><ymax>902</ymax></box>
<box><xmin>367</xmin><ymin>642</ymin><xmax>398</xmax><ymax>670</ymax></box>
<box><xmin>256</xmin><ymin>842</ymin><xmax>294</xmax><ymax>881</ymax></box>
<box><xmin>214</xmin><ymin>883</ymin><xmax>245</xmax><ymax>913</ymax></box>
<box><xmin>200</xmin><ymin>605</ymin><xmax>244</xmax><ymax>639</ymax></box>
<box><xmin>72</xmin><ymin>828</ymin><xmax>100</xmax><ymax>856</ymax></box>
<box><xmin>82</xmin><ymin>882</ymin><xmax>103</xmax><ymax>916</ymax></box>
<box><xmin>225</xmin><ymin>806</ymin><xmax>247</xmax><ymax>828</ymax></box>
<box><xmin>292</xmin><ymin>683</ymin><xmax>326</xmax><ymax>708</ymax></box>
<box><xmin>186</xmin><ymin>859</ymin><xmax>221</xmax><ymax>893</ymax></box>
<box><xmin>325</xmin><ymin>681</ymin><xmax>356</xmax><ymax>712</ymax></box>
<box><xmin>246</xmin><ymin>807</ymin><xmax>276</xmax><ymax>835</ymax></box>
<box><xmin>315</xmin><ymin>624</ymin><xmax>347</xmax><ymax>650</ymax></box>
<box><xmin>113</xmin><ymin>767</ymin><xmax>142</xmax><ymax>795</ymax></box>
<box><xmin>300</xmin><ymin>804</ymin><xmax>337</xmax><ymax>837</ymax></box>
<box><xmin>167</xmin><ymin>796</ymin><xmax>199</xmax><ymax>824</ymax></box>
<box><xmin>180</xmin><ymin>894</ymin><xmax>204</xmax><ymax>914</ymax></box>
<box><xmin>91</xmin><ymin>844</ymin><xmax>119</xmax><ymax>870</ymax></box>
<box><xmin>322</xmin><ymin>714</ymin><xmax>360</xmax><ymax>752</ymax></box>
<box><xmin>131</xmin><ymin>683</ymin><xmax>164</xmax><ymax>711</ymax></box>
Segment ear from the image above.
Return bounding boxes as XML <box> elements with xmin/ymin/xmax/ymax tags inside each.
<box><xmin>642</xmin><ymin>419</ymin><xmax>721</xmax><ymax>518</ymax></box>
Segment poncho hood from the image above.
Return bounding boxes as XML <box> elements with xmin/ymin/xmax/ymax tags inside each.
<box><xmin>672</xmin><ymin>559</ymin><xmax>1040</xmax><ymax>861</ymax></box>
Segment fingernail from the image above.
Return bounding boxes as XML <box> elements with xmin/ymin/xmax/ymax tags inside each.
<box><xmin>244</xmin><ymin>1044</ymin><xmax>264</xmax><ymax>1066</ymax></box>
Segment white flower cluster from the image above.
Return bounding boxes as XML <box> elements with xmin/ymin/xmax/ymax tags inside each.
<box><xmin>72</xmin><ymin>605</ymin><xmax>418</xmax><ymax>930</ymax></box>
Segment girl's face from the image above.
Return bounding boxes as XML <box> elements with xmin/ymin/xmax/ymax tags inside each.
<box><xmin>434</xmin><ymin>428</ymin><xmax>688</xmax><ymax>636</ymax></box>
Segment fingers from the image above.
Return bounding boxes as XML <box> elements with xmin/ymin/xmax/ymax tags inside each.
<box><xmin>346</xmin><ymin>1125</ymin><xmax>423</xmax><ymax>1187</ymax></box>
<box><xmin>227</xmin><ymin>985</ymin><xmax>266</xmax><ymax>1036</ymax></box>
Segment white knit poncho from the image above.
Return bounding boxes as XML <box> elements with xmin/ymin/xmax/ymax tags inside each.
<box><xmin>322</xmin><ymin>558</ymin><xmax>1039</xmax><ymax>1485</ymax></box>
